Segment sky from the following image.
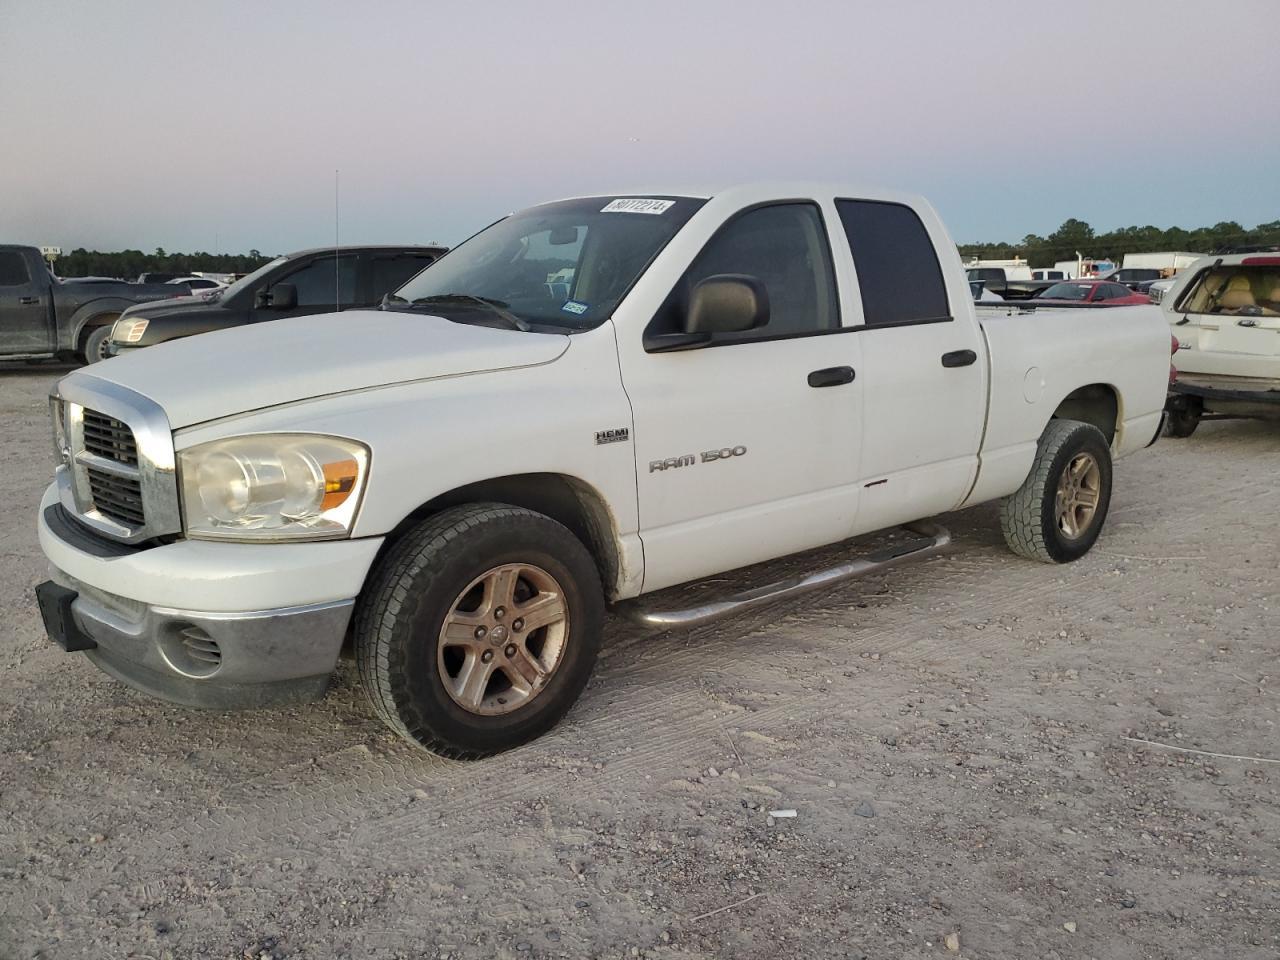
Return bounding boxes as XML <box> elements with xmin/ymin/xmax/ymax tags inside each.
<box><xmin>2</xmin><ymin>0</ymin><xmax>1277</xmax><ymax>254</ymax></box>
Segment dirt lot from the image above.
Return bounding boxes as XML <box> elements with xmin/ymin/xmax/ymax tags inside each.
<box><xmin>1</xmin><ymin>364</ymin><xmax>1276</xmax><ymax>960</ymax></box>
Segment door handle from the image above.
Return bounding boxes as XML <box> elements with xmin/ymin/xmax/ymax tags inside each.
<box><xmin>807</xmin><ymin>365</ymin><xmax>856</xmax><ymax>387</ymax></box>
<box><xmin>941</xmin><ymin>349</ymin><xmax>977</xmax><ymax>368</ymax></box>
<box><xmin>19</xmin><ymin>296</ymin><xmax>40</xmax><ymax>305</ymax></box>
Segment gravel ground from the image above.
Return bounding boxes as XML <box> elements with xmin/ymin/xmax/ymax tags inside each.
<box><xmin>1</xmin><ymin>363</ymin><xmax>1277</xmax><ymax>960</ymax></box>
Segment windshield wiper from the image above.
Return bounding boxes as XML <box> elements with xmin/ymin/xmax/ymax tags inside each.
<box><xmin>411</xmin><ymin>293</ymin><xmax>531</xmax><ymax>332</ymax></box>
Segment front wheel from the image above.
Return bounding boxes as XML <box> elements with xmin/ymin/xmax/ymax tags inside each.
<box><xmin>81</xmin><ymin>324</ymin><xmax>114</xmax><ymax>364</ymax></box>
<box><xmin>1000</xmin><ymin>419</ymin><xmax>1113</xmax><ymax>564</ymax></box>
<box><xmin>354</xmin><ymin>504</ymin><xmax>604</xmax><ymax>758</ymax></box>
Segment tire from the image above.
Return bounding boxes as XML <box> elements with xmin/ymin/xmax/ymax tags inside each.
<box><xmin>1162</xmin><ymin>407</ymin><xmax>1200</xmax><ymax>438</ymax></box>
<box><xmin>999</xmin><ymin>419</ymin><xmax>1113</xmax><ymax>564</ymax></box>
<box><xmin>354</xmin><ymin>503</ymin><xmax>604</xmax><ymax>758</ymax></box>
<box><xmin>81</xmin><ymin>324</ymin><xmax>114</xmax><ymax>364</ymax></box>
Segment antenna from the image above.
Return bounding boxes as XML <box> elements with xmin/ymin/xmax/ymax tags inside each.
<box><xmin>334</xmin><ymin>168</ymin><xmax>340</xmax><ymax>311</ymax></box>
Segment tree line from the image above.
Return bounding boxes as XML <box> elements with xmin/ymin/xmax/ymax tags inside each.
<box><xmin>50</xmin><ymin>215</ymin><xmax>1280</xmax><ymax>278</ymax></box>
<box><xmin>959</xmin><ymin>218</ymin><xmax>1280</xmax><ymax>267</ymax></box>
<box><xmin>55</xmin><ymin>247</ymin><xmax>275</xmax><ymax>280</ymax></box>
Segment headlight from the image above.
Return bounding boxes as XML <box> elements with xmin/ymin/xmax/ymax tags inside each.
<box><xmin>178</xmin><ymin>434</ymin><xmax>369</xmax><ymax>541</ymax></box>
<box><xmin>112</xmin><ymin>317</ymin><xmax>149</xmax><ymax>343</ymax></box>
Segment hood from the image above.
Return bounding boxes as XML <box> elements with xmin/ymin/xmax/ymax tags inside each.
<box><xmin>76</xmin><ymin>309</ymin><xmax>570</xmax><ymax>427</ymax></box>
<box><xmin>120</xmin><ymin>291</ymin><xmax>225</xmax><ymax>318</ymax></box>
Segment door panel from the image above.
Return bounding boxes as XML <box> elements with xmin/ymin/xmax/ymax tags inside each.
<box><xmin>0</xmin><ymin>252</ymin><xmax>52</xmax><ymax>354</ymax></box>
<box><xmin>832</xmin><ymin>199</ymin><xmax>987</xmax><ymax>533</ymax></box>
<box><xmin>626</xmin><ymin>336</ymin><xmax>863</xmax><ymax>592</ymax></box>
<box><xmin>853</xmin><ymin>322</ymin><xmax>985</xmax><ymax>530</ymax></box>
<box><xmin>619</xmin><ymin>202</ymin><xmax>863</xmax><ymax>593</ymax></box>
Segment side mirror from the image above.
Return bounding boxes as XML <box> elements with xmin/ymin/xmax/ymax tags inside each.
<box><xmin>643</xmin><ymin>274</ymin><xmax>770</xmax><ymax>352</ymax></box>
<box><xmin>267</xmin><ymin>283</ymin><xmax>297</xmax><ymax>309</ymax></box>
<box><xmin>686</xmin><ymin>274</ymin><xmax>769</xmax><ymax>334</ymax></box>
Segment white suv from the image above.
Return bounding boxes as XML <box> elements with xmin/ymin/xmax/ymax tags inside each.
<box><xmin>1161</xmin><ymin>252</ymin><xmax>1280</xmax><ymax>436</ymax></box>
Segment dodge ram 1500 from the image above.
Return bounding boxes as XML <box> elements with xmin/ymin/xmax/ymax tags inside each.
<box><xmin>35</xmin><ymin>183</ymin><xmax>1173</xmax><ymax>757</ymax></box>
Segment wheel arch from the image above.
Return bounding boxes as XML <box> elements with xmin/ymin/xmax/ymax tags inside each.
<box><xmin>1049</xmin><ymin>382</ymin><xmax>1121</xmax><ymax>446</ymax></box>
<box><xmin>373</xmin><ymin>472</ymin><xmax>624</xmax><ymax>599</ymax></box>
<box><xmin>63</xmin><ymin>299</ymin><xmax>134</xmax><ymax>353</ymax></box>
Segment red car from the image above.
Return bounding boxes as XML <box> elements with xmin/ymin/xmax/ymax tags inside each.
<box><xmin>1034</xmin><ymin>279</ymin><xmax>1152</xmax><ymax>305</ymax></box>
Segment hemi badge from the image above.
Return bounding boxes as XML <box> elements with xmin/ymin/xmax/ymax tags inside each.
<box><xmin>595</xmin><ymin>428</ymin><xmax>630</xmax><ymax>445</ymax></box>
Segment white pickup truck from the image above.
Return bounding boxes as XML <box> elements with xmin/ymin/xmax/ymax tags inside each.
<box><xmin>35</xmin><ymin>184</ymin><xmax>1173</xmax><ymax>757</ymax></box>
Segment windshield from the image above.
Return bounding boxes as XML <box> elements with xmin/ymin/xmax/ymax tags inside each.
<box><xmin>220</xmin><ymin>257</ymin><xmax>288</xmax><ymax>300</ymax></box>
<box><xmin>1176</xmin><ymin>265</ymin><xmax>1280</xmax><ymax>316</ymax></box>
<box><xmin>1040</xmin><ymin>282</ymin><xmax>1092</xmax><ymax>300</ymax></box>
<box><xmin>392</xmin><ymin>196</ymin><xmax>706</xmax><ymax>330</ymax></box>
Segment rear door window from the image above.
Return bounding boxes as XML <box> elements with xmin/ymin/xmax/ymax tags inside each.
<box><xmin>836</xmin><ymin>200</ymin><xmax>950</xmax><ymax>326</ymax></box>
<box><xmin>371</xmin><ymin>254</ymin><xmax>437</xmax><ymax>299</ymax></box>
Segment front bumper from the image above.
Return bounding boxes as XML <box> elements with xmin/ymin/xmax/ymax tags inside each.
<box><xmin>42</xmin><ymin>574</ymin><xmax>353</xmax><ymax>708</ymax></box>
<box><xmin>37</xmin><ymin>483</ymin><xmax>383</xmax><ymax>708</ymax></box>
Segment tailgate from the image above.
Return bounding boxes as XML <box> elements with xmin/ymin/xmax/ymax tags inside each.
<box><xmin>1178</xmin><ymin>313</ymin><xmax>1280</xmax><ymax>357</ymax></box>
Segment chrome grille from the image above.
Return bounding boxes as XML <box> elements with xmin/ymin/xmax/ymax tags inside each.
<box><xmin>52</xmin><ymin>380</ymin><xmax>181</xmax><ymax>545</ymax></box>
<box><xmin>81</xmin><ymin>410</ymin><xmax>139</xmax><ymax>466</ymax></box>
<box><xmin>81</xmin><ymin>407</ymin><xmax>146</xmax><ymax>527</ymax></box>
<box><xmin>86</xmin><ymin>465</ymin><xmax>146</xmax><ymax>526</ymax></box>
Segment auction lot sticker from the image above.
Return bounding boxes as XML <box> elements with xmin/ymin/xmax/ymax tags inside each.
<box><xmin>601</xmin><ymin>198</ymin><xmax>675</xmax><ymax>214</ymax></box>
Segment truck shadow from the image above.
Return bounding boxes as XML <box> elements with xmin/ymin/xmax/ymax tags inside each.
<box><xmin>0</xmin><ymin>361</ymin><xmax>77</xmax><ymax>376</ymax></box>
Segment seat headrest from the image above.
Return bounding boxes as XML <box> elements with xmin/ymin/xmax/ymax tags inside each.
<box><xmin>1220</xmin><ymin>281</ymin><xmax>1255</xmax><ymax>309</ymax></box>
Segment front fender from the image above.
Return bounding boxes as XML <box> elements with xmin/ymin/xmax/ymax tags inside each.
<box><xmin>168</xmin><ymin>326</ymin><xmax>644</xmax><ymax>596</ymax></box>
<box><xmin>61</xmin><ymin>297</ymin><xmax>141</xmax><ymax>351</ymax></box>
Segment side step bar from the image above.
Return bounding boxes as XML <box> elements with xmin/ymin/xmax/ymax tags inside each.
<box><xmin>619</xmin><ymin>522</ymin><xmax>951</xmax><ymax>630</ymax></box>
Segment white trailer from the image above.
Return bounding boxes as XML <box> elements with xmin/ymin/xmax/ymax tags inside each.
<box><xmin>966</xmin><ymin>257</ymin><xmax>1033</xmax><ymax>280</ymax></box>
<box><xmin>1121</xmin><ymin>252</ymin><xmax>1205</xmax><ymax>272</ymax></box>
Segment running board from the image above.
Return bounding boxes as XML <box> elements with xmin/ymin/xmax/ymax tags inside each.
<box><xmin>619</xmin><ymin>522</ymin><xmax>951</xmax><ymax>629</ymax></box>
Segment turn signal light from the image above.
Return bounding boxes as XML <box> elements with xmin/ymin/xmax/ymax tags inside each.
<box><xmin>321</xmin><ymin>458</ymin><xmax>360</xmax><ymax>510</ymax></box>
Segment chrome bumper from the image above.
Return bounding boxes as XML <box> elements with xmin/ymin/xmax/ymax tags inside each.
<box><xmin>49</xmin><ymin>570</ymin><xmax>353</xmax><ymax>709</ymax></box>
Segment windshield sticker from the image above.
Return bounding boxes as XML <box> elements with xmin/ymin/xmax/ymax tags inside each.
<box><xmin>601</xmin><ymin>198</ymin><xmax>675</xmax><ymax>215</ymax></box>
<box><xmin>561</xmin><ymin>299</ymin><xmax>589</xmax><ymax>316</ymax></box>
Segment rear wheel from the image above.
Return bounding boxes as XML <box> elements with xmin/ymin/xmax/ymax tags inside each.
<box><xmin>354</xmin><ymin>504</ymin><xmax>604</xmax><ymax>758</ymax></box>
<box><xmin>1000</xmin><ymin>419</ymin><xmax>1113</xmax><ymax>564</ymax></box>
<box><xmin>81</xmin><ymin>324</ymin><xmax>114</xmax><ymax>364</ymax></box>
<box><xmin>1162</xmin><ymin>406</ymin><xmax>1201</xmax><ymax>438</ymax></box>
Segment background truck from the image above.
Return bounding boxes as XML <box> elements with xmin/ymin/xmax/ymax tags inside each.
<box><xmin>0</xmin><ymin>245</ymin><xmax>190</xmax><ymax>363</ymax></box>
<box><xmin>106</xmin><ymin>244</ymin><xmax>446</xmax><ymax>358</ymax></box>
<box><xmin>965</xmin><ymin>265</ymin><xmax>1057</xmax><ymax>299</ymax></box>
<box><xmin>1121</xmin><ymin>251</ymin><xmax>1205</xmax><ymax>273</ymax></box>
<box><xmin>1160</xmin><ymin>252</ymin><xmax>1280</xmax><ymax>436</ymax></box>
<box><xmin>35</xmin><ymin>183</ymin><xmax>1172</xmax><ymax>759</ymax></box>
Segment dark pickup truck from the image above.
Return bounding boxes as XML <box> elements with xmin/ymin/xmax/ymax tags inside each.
<box><xmin>0</xmin><ymin>245</ymin><xmax>191</xmax><ymax>363</ymax></box>
<box><xmin>107</xmin><ymin>245</ymin><xmax>445</xmax><ymax>358</ymax></box>
<box><xmin>965</xmin><ymin>267</ymin><xmax>1057</xmax><ymax>301</ymax></box>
